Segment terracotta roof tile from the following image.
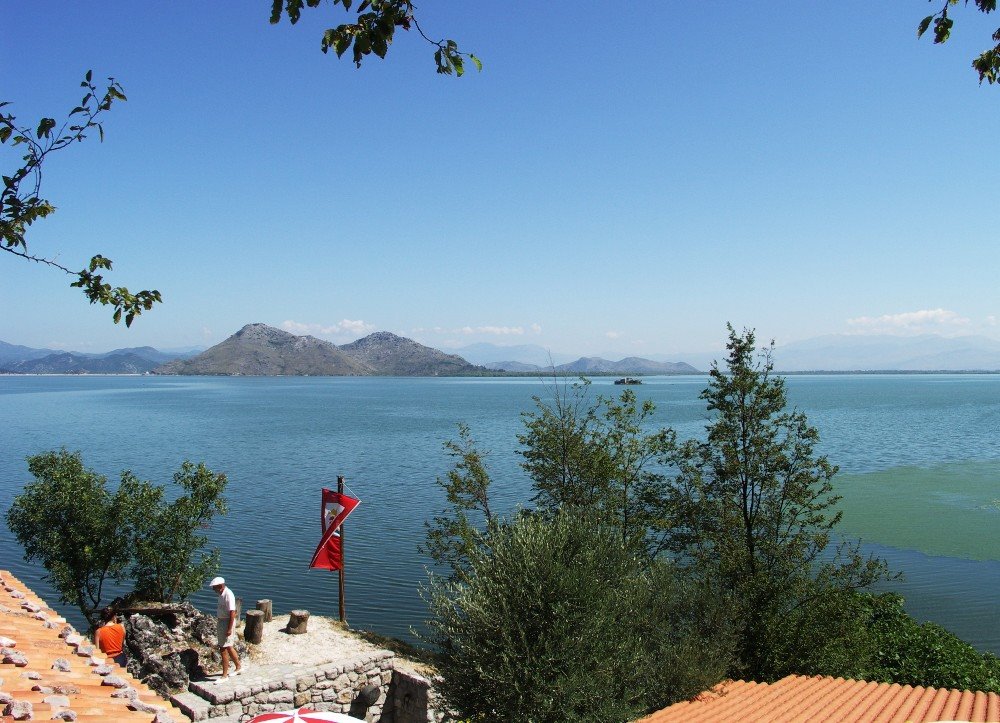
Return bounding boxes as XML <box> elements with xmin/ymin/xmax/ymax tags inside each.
<box><xmin>0</xmin><ymin>569</ymin><xmax>190</xmax><ymax>722</ymax></box>
<box><xmin>639</xmin><ymin>674</ymin><xmax>1000</xmax><ymax>723</ymax></box>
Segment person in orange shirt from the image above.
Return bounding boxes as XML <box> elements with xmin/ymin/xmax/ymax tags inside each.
<box><xmin>94</xmin><ymin>607</ymin><xmax>127</xmax><ymax>667</ymax></box>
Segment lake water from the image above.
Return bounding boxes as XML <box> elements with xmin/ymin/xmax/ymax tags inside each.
<box><xmin>2</xmin><ymin>374</ymin><xmax>999</xmax><ymax>652</ymax></box>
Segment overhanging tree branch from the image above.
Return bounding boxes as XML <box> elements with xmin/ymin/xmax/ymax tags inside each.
<box><xmin>270</xmin><ymin>0</ymin><xmax>481</xmax><ymax>75</ymax></box>
<box><xmin>918</xmin><ymin>0</ymin><xmax>1000</xmax><ymax>84</ymax></box>
<box><xmin>1</xmin><ymin>71</ymin><xmax>162</xmax><ymax>326</ymax></box>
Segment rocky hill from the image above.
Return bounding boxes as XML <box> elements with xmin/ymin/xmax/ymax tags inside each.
<box><xmin>155</xmin><ymin>323</ymin><xmax>372</xmax><ymax>376</ymax></box>
<box><xmin>154</xmin><ymin>324</ymin><xmax>485</xmax><ymax>376</ymax></box>
<box><xmin>339</xmin><ymin>331</ymin><xmax>482</xmax><ymax>376</ymax></box>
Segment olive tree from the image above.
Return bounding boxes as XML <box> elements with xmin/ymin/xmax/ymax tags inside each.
<box><xmin>424</xmin><ymin>511</ymin><xmax>732</xmax><ymax>722</ymax></box>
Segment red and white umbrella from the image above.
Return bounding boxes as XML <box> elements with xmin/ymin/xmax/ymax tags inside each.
<box><xmin>249</xmin><ymin>708</ymin><xmax>365</xmax><ymax>723</ymax></box>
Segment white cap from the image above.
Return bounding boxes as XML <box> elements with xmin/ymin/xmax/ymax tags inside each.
<box><xmin>209</xmin><ymin>576</ymin><xmax>225</xmax><ymax>588</ymax></box>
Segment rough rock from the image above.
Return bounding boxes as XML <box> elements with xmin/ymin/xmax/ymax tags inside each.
<box><xmin>3</xmin><ymin>650</ymin><xmax>28</xmax><ymax>666</ymax></box>
<box><xmin>101</xmin><ymin>674</ymin><xmax>129</xmax><ymax>689</ymax></box>
<box><xmin>4</xmin><ymin>700</ymin><xmax>32</xmax><ymax>720</ymax></box>
<box><xmin>122</xmin><ymin>601</ymin><xmax>245</xmax><ymax>699</ymax></box>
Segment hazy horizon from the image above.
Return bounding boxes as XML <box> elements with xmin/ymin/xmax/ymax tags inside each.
<box><xmin>5</xmin><ymin>4</ymin><xmax>998</xmax><ymax>355</ymax></box>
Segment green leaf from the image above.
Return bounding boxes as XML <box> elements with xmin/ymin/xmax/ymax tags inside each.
<box><xmin>35</xmin><ymin>118</ymin><xmax>56</xmax><ymax>139</ymax></box>
<box><xmin>470</xmin><ymin>54</ymin><xmax>483</xmax><ymax>72</ymax></box>
<box><xmin>85</xmin><ymin>69</ymin><xmax>92</xmax><ymax>83</ymax></box>
<box><xmin>918</xmin><ymin>15</ymin><xmax>933</xmax><ymax>38</ymax></box>
<box><xmin>113</xmin><ymin>308</ymin><xmax>122</xmax><ymax>324</ymax></box>
<box><xmin>0</xmin><ymin>126</ymin><xmax>11</xmax><ymax>144</ymax></box>
<box><xmin>334</xmin><ymin>33</ymin><xmax>352</xmax><ymax>58</ymax></box>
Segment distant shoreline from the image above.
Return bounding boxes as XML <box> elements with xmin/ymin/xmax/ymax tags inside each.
<box><xmin>3</xmin><ymin>370</ymin><xmax>1000</xmax><ymax>378</ymax></box>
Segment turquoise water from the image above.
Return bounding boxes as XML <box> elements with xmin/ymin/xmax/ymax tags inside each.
<box><xmin>2</xmin><ymin>374</ymin><xmax>999</xmax><ymax>651</ymax></box>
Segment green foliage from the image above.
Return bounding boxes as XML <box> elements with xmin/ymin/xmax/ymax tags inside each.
<box><xmin>420</xmin><ymin>423</ymin><xmax>494</xmax><ymax>582</ymax></box>
<box><xmin>518</xmin><ymin>378</ymin><xmax>675</xmax><ymax>552</ymax></box>
<box><xmin>269</xmin><ymin>0</ymin><xmax>480</xmax><ymax>75</ymax></box>
<box><xmin>124</xmin><ymin>462</ymin><xmax>228</xmax><ymax>603</ymax></box>
<box><xmin>426</xmin><ymin>326</ymin><xmax>1000</xmax><ymax>703</ymax></box>
<box><xmin>664</xmin><ymin>325</ymin><xmax>889</xmax><ymax>680</ymax></box>
<box><xmin>424</xmin><ymin>511</ymin><xmax>732</xmax><ymax>722</ymax></box>
<box><xmin>918</xmin><ymin>0</ymin><xmax>1000</xmax><ymax>84</ymax></box>
<box><xmin>5</xmin><ymin>450</ymin><xmax>227</xmax><ymax>628</ymax></box>
<box><xmin>5</xmin><ymin>450</ymin><xmax>132</xmax><ymax>629</ymax></box>
<box><xmin>0</xmin><ymin>73</ymin><xmax>162</xmax><ymax>325</ymax></box>
<box><xmin>860</xmin><ymin>592</ymin><xmax>1000</xmax><ymax>692</ymax></box>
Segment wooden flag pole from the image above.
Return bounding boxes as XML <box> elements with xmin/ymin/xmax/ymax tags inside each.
<box><xmin>337</xmin><ymin>474</ymin><xmax>346</xmax><ymax>623</ymax></box>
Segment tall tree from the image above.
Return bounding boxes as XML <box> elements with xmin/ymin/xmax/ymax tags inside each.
<box><xmin>517</xmin><ymin>378</ymin><xmax>675</xmax><ymax>552</ymax></box>
<box><xmin>664</xmin><ymin>325</ymin><xmax>888</xmax><ymax>679</ymax></box>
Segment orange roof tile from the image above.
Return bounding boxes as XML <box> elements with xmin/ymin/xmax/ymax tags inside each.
<box><xmin>0</xmin><ymin>569</ymin><xmax>190</xmax><ymax>723</ymax></box>
<box><xmin>639</xmin><ymin>674</ymin><xmax>1000</xmax><ymax>723</ymax></box>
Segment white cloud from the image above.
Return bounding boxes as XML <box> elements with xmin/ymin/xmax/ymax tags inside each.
<box><xmin>605</xmin><ymin>330</ymin><xmax>621</xmax><ymax>339</ymax></box>
<box><xmin>846</xmin><ymin>308</ymin><xmax>971</xmax><ymax>335</ymax></box>
<box><xmin>459</xmin><ymin>325</ymin><xmax>526</xmax><ymax>336</ymax></box>
<box><xmin>986</xmin><ymin>315</ymin><xmax>997</xmax><ymax>327</ymax></box>
<box><xmin>281</xmin><ymin>319</ymin><xmax>375</xmax><ymax>338</ymax></box>
<box><xmin>530</xmin><ymin>323</ymin><xmax>542</xmax><ymax>335</ymax></box>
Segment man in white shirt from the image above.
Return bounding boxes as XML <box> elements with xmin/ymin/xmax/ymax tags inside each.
<box><xmin>209</xmin><ymin>576</ymin><xmax>242</xmax><ymax>678</ymax></box>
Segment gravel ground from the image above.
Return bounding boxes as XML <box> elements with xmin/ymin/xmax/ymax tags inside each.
<box><xmin>246</xmin><ymin>614</ymin><xmax>433</xmax><ymax>677</ymax></box>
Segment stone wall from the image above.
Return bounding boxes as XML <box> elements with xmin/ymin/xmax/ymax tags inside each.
<box><xmin>386</xmin><ymin>668</ymin><xmax>448</xmax><ymax>723</ymax></box>
<box><xmin>180</xmin><ymin>651</ymin><xmax>392</xmax><ymax>721</ymax></box>
<box><xmin>176</xmin><ymin>649</ymin><xmax>457</xmax><ymax>722</ymax></box>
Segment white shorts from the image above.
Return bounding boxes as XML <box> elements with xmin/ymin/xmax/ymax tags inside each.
<box><xmin>217</xmin><ymin>620</ymin><xmax>237</xmax><ymax>648</ymax></box>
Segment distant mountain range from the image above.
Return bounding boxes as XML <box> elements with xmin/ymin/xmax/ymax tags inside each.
<box><xmin>772</xmin><ymin>334</ymin><xmax>1000</xmax><ymax>371</ymax></box>
<box><xmin>0</xmin><ymin>343</ymin><xmax>198</xmax><ymax>374</ymax></box>
<box><xmin>4</xmin><ymin>330</ymin><xmax>999</xmax><ymax>375</ymax></box>
<box><xmin>154</xmin><ymin>324</ymin><xmax>485</xmax><ymax>376</ymax></box>
<box><xmin>483</xmin><ymin>356</ymin><xmax>699</xmax><ymax>374</ymax></box>
<box><xmin>444</xmin><ymin>342</ymin><xmax>699</xmax><ymax>373</ymax></box>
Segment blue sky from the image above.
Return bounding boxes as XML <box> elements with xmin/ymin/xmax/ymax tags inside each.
<box><xmin>3</xmin><ymin>2</ymin><xmax>999</xmax><ymax>357</ymax></box>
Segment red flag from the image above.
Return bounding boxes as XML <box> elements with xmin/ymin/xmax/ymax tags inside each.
<box><xmin>309</xmin><ymin>488</ymin><xmax>360</xmax><ymax>571</ymax></box>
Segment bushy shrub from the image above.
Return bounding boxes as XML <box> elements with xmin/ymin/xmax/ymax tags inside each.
<box><xmin>860</xmin><ymin>592</ymin><xmax>1000</xmax><ymax>692</ymax></box>
<box><xmin>425</xmin><ymin>511</ymin><xmax>732</xmax><ymax>722</ymax></box>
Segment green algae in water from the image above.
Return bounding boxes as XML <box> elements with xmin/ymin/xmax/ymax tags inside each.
<box><xmin>836</xmin><ymin>460</ymin><xmax>1000</xmax><ymax>561</ymax></box>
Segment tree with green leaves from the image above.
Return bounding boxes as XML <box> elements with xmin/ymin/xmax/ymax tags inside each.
<box><xmin>518</xmin><ymin>378</ymin><xmax>675</xmax><ymax>553</ymax></box>
<box><xmin>270</xmin><ymin>0</ymin><xmax>480</xmax><ymax>76</ymax></box>
<box><xmin>424</xmin><ymin>510</ymin><xmax>733</xmax><ymax>722</ymax></box>
<box><xmin>663</xmin><ymin>325</ymin><xmax>889</xmax><ymax>680</ymax></box>
<box><xmin>121</xmin><ymin>461</ymin><xmax>228</xmax><ymax>603</ymax></box>
<box><xmin>1</xmin><ymin>72</ymin><xmax>162</xmax><ymax>326</ymax></box>
<box><xmin>5</xmin><ymin>450</ymin><xmax>133</xmax><ymax>629</ymax></box>
<box><xmin>919</xmin><ymin>0</ymin><xmax>1000</xmax><ymax>84</ymax></box>
<box><xmin>5</xmin><ymin>450</ymin><xmax>228</xmax><ymax>628</ymax></box>
<box><xmin>420</xmin><ymin>423</ymin><xmax>494</xmax><ymax>583</ymax></box>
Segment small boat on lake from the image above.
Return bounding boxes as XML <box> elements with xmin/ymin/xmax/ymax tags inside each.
<box><xmin>614</xmin><ymin>377</ymin><xmax>642</xmax><ymax>385</ymax></box>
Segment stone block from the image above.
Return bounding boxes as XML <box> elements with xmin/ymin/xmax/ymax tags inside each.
<box><xmin>267</xmin><ymin>689</ymin><xmax>294</xmax><ymax>704</ymax></box>
<box><xmin>171</xmin><ymin>690</ymin><xmax>212</xmax><ymax>721</ymax></box>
